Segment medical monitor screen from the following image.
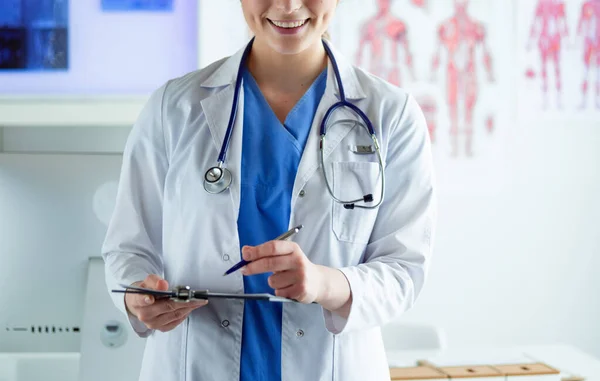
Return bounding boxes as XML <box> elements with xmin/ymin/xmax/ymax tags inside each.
<box><xmin>0</xmin><ymin>0</ymin><xmax>69</xmax><ymax>71</ymax></box>
<box><xmin>0</xmin><ymin>0</ymin><xmax>198</xmax><ymax>95</ymax></box>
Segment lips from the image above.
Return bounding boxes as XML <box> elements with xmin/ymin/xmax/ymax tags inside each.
<box><xmin>268</xmin><ymin>18</ymin><xmax>310</xmax><ymax>29</ymax></box>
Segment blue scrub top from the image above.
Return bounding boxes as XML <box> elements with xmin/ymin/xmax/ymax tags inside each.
<box><xmin>237</xmin><ymin>67</ymin><xmax>327</xmax><ymax>381</ymax></box>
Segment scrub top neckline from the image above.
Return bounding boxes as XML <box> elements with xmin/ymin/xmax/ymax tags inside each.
<box><xmin>242</xmin><ymin>67</ymin><xmax>328</xmax><ymax>132</ymax></box>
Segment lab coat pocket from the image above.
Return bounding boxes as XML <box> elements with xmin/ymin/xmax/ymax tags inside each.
<box><xmin>332</xmin><ymin>161</ymin><xmax>382</xmax><ymax>244</ymax></box>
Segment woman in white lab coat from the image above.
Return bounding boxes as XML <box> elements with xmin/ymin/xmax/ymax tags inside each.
<box><xmin>102</xmin><ymin>0</ymin><xmax>436</xmax><ymax>380</ymax></box>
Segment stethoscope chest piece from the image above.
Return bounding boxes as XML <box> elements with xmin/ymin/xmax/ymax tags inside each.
<box><xmin>204</xmin><ymin>165</ymin><xmax>233</xmax><ymax>194</ymax></box>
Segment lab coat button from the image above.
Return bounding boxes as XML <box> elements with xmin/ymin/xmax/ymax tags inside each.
<box><xmin>299</xmin><ymin>190</ymin><xmax>306</xmax><ymax>197</ymax></box>
<box><xmin>221</xmin><ymin>320</ymin><xmax>230</xmax><ymax>328</ymax></box>
<box><xmin>296</xmin><ymin>329</ymin><xmax>304</xmax><ymax>337</ymax></box>
<box><xmin>222</xmin><ymin>254</ymin><xmax>230</xmax><ymax>261</ymax></box>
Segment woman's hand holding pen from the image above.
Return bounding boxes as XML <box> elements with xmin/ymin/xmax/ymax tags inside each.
<box><xmin>240</xmin><ymin>241</ymin><xmax>353</xmax><ymax>316</ymax></box>
<box><xmin>125</xmin><ymin>274</ymin><xmax>208</xmax><ymax>332</ymax></box>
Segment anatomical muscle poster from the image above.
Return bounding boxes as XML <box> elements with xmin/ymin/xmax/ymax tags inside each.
<box><xmin>331</xmin><ymin>0</ymin><xmax>515</xmax><ymax>194</ymax></box>
<box><xmin>517</xmin><ymin>0</ymin><xmax>600</xmax><ymax>121</ymax></box>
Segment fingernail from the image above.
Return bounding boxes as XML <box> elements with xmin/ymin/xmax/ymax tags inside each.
<box><xmin>242</xmin><ymin>247</ymin><xmax>252</xmax><ymax>260</ymax></box>
<box><xmin>241</xmin><ymin>266</ymin><xmax>248</xmax><ymax>275</ymax></box>
<box><xmin>144</xmin><ymin>296</ymin><xmax>152</xmax><ymax>304</ymax></box>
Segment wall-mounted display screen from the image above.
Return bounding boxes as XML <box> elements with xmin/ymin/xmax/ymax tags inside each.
<box><xmin>0</xmin><ymin>0</ymin><xmax>198</xmax><ymax>96</ymax></box>
<box><xmin>0</xmin><ymin>0</ymin><xmax>69</xmax><ymax>71</ymax></box>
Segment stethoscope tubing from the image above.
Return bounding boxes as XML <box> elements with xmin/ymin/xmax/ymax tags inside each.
<box><xmin>204</xmin><ymin>38</ymin><xmax>385</xmax><ymax>209</ymax></box>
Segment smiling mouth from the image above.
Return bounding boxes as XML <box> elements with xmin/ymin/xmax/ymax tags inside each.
<box><xmin>268</xmin><ymin>19</ymin><xmax>310</xmax><ymax>29</ymax></box>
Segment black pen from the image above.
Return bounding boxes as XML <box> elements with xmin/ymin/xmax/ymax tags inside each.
<box><xmin>223</xmin><ymin>225</ymin><xmax>303</xmax><ymax>276</ymax></box>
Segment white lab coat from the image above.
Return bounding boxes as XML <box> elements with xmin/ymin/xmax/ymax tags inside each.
<box><xmin>102</xmin><ymin>41</ymin><xmax>436</xmax><ymax>381</ymax></box>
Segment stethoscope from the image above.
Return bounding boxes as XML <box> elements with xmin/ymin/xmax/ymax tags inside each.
<box><xmin>204</xmin><ymin>38</ymin><xmax>385</xmax><ymax>210</ymax></box>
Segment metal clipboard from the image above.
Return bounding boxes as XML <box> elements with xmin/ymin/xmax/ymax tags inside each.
<box><xmin>112</xmin><ymin>283</ymin><xmax>299</xmax><ymax>303</ymax></box>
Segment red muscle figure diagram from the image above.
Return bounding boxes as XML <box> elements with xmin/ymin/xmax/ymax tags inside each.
<box><xmin>356</xmin><ymin>0</ymin><xmax>424</xmax><ymax>86</ymax></box>
<box><xmin>526</xmin><ymin>0</ymin><xmax>569</xmax><ymax>109</ymax></box>
<box><xmin>416</xmin><ymin>95</ymin><xmax>438</xmax><ymax>143</ymax></box>
<box><xmin>576</xmin><ymin>0</ymin><xmax>600</xmax><ymax>109</ymax></box>
<box><xmin>431</xmin><ymin>0</ymin><xmax>494</xmax><ymax>157</ymax></box>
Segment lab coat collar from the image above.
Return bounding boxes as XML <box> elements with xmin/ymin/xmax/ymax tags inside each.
<box><xmin>200</xmin><ymin>39</ymin><xmax>367</xmax><ymax>100</ymax></box>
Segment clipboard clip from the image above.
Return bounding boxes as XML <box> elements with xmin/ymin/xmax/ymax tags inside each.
<box><xmin>171</xmin><ymin>285</ymin><xmax>210</xmax><ymax>303</ymax></box>
<box><xmin>172</xmin><ymin>285</ymin><xmax>192</xmax><ymax>302</ymax></box>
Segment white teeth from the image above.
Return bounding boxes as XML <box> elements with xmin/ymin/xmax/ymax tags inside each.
<box><xmin>271</xmin><ymin>19</ymin><xmax>307</xmax><ymax>28</ymax></box>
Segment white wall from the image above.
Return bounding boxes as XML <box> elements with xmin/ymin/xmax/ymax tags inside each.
<box><xmin>401</xmin><ymin>123</ymin><xmax>600</xmax><ymax>357</ymax></box>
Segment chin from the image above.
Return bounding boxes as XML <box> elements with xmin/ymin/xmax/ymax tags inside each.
<box><xmin>266</xmin><ymin>36</ymin><xmax>319</xmax><ymax>56</ymax></box>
